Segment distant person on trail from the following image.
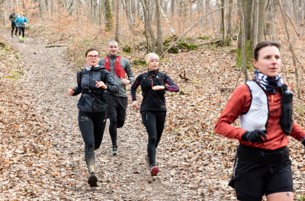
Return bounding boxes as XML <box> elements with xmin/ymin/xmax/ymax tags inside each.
<box><xmin>130</xmin><ymin>53</ymin><xmax>179</xmax><ymax>176</ymax></box>
<box><xmin>67</xmin><ymin>48</ymin><xmax>118</xmax><ymax>187</ymax></box>
<box><xmin>9</xmin><ymin>9</ymin><xmax>18</xmax><ymax>38</ymax></box>
<box><xmin>15</xmin><ymin>13</ymin><xmax>28</xmax><ymax>42</ymax></box>
<box><xmin>214</xmin><ymin>41</ymin><xmax>305</xmax><ymax>201</ymax></box>
<box><xmin>98</xmin><ymin>40</ymin><xmax>135</xmax><ymax>156</ymax></box>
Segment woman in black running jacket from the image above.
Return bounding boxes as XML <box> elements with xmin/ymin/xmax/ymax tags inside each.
<box><xmin>68</xmin><ymin>48</ymin><xmax>118</xmax><ymax>187</ymax></box>
<box><xmin>130</xmin><ymin>52</ymin><xmax>179</xmax><ymax>177</ymax></box>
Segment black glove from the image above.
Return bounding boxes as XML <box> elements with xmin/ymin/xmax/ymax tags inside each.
<box><xmin>242</xmin><ymin>130</ymin><xmax>267</xmax><ymax>143</ymax></box>
<box><xmin>301</xmin><ymin>138</ymin><xmax>305</xmax><ymax>147</ymax></box>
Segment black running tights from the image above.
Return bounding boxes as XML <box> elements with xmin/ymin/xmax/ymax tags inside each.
<box><xmin>141</xmin><ymin>111</ymin><xmax>166</xmax><ymax>166</ymax></box>
<box><xmin>78</xmin><ymin>111</ymin><xmax>107</xmax><ymax>162</ymax></box>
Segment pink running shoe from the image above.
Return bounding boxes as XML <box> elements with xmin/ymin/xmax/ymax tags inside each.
<box><xmin>150</xmin><ymin>166</ymin><xmax>159</xmax><ymax>176</ymax></box>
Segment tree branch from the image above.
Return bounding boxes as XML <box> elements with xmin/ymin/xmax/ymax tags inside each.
<box><xmin>161</xmin><ymin>3</ymin><xmax>238</xmax><ymax>58</ymax></box>
<box><xmin>278</xmin><ymin>0</ymin><xmax>304</xmax><ymax>99</ymax></box>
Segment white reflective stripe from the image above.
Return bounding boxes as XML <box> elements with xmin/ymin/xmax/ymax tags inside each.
<box><xmin>233</xmin><ymin>157</ymin><xmax>239</xmax><ymax>178</ymax></box>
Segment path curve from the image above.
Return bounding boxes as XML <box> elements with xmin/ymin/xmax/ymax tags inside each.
<box><xmin>0</xmin><ymin>31</ymin><xmax>187</xmax><ymax>201</ymax></box>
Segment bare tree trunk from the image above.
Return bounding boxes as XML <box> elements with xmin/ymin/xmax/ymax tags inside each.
<box><xmin>299</xmin><ymin>0</ymin><xmax>304</xmax><ymax>22</ymax></box>
<box><xmin>110</xmin><ymin>0</ymin><xmax>114</xmax><ymax>11</ymax></box>
<box><xmin>171</xmin><ymin>0</ymin><xmax>175</xmax><ymax>16</ymax></box>
<box><xmin>187</xmin><ymin>0</ymin><xmax>192</xmax><ymax>18</ymax></box>
<box><xmin>242</xmin><ymin>0</ymin><xmax>253</xmax><ymax>41</ymax></box>
<box><xmin>257</xmin><ymin>0</ymin><xmax>267</xmax><ymax>42</ymax></box>
<box><xmin>105</xmin><ymin>0</ymin><xmax>113</xmax><ymax>31</ymax></box>
<box><xmin>131</xmin><ymin>0</ymin><xmax>137</xmax><ymax>20</ymax></box>
<box><xmin>292</xmin><ymin>0</ymin><xmax>299</xmax><ymax>21</ymax></box>
<box><xmin>237</xmin><ymin>0</ymin><xmax>254</xmax><ymax>69</ymax></box>
<box><xmin>0</xmin><ymin>0</ymin><xmax>7</xmax><ymax>25</ymax></box>
<box><xmin>198</xmin><ymin>0</ymin><xmax>205</xmax><ymax>27</ymax></box>
<box><xmin>91</xmin><ymin>0</ymin><xmax>98</xmax><ymax>23</ymax></box>
<box><xmin>220</xmin><ymin>0</ymin><xmax>226</xmax><ymax>40</ymax></box>
<box><xmin>160</xmin><ymin>6</ymin><xmax>175</xmax><ymax>35</ymax></box>
<box><xmin>39</xmin><ymin>0</ymin><xmax>47</xmax><ymax>19</ymax></box>
<box><xmin>221</xmin><ymin>0</ymin><xmax>233</xmax><ymax>44</ymax></box>
<box><xmin>227</xmin><ymin>0</ymin><xmax>233</xmax><ymax>38</ymax></box>
<box><xmin>145</xmin><ymin>0</ymin><xmax>156</xmax><ymax>52</ymax></box>
<box><xmin>62</xmin><ymin>0</ymin><xmax>76</xmax><ymax>15</ymax></box>
<box><xmin>140</xmin><ymin>0</ymin><xmax>156</xmax><ymax>52</ymax></box>
<box><xmin>115</xmin><ymin>0</ymin><xmax>119</xmax><ymax>42</ymax></box>
<box><xmin>49</xmin><ymin>0</ymin><xmax>54</xmax><ymax>20</ymax></box>
<box><xmin>279</xmin><ymin>0</ymin><xmax>302</xmax><ymax>98</ymax></box>
<box><xmin>155</xmin><ymin>0</ymin><xmax>163</xmax><ymax>54</ymax></box>
<box><xmin>268</xmin><ymin>0</ymin><xmax>276</xmax><ymax>40</ymax></box>
<box><xmin>253</xmin><ymin>0</ymin><xmax>259</xmax><ymax>47</ymax></box>
<box><xmin>207</xmin><ymin>1</ymin><xmax>218</xmax><ymax>38</ymax></box>
<box><xmin>265</xmin><ymin>0</ymin><xmax>275</xmax><ymax>40</ymax></box>
<box><xmin>123</xmin><ymin>0</ymin><xmax>135</xmax><ymax>33</ymax></box>
<box><xmin>238</xmin><ymin>0</ymin><xmax>249</xmax><ymax>81</ymax></box>
<box><xmin>160</xmin><ymin>0</ymin><xmax>167</xmax><ymax>12</ymax></box>
<box><xmin>302</xmin><ymin>0</ymin><xmax>305</xmax><ymax>21</ymax></box>
<box><xmin>98</xmin><ymin>0</ymin><xmax>104</xmax><ymax>26</ymax></box>
<box><xmin>178</xmin><ymin>0</ymin><xmax>183</xmax><ymax>34</ymax></box>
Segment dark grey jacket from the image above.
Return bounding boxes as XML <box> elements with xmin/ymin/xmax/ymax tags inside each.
<box><xmin>73</xmin><ymin>67</ymin><xmax>118</xmax><ymax>112</ymax></box>
<box><xmin>98</xmin><ymin>55</ymin><xmax>134</xmax><ymax>97</ymax></box>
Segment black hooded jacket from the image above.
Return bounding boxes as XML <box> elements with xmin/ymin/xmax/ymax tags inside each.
<box><xmin>131</xmin><ymin>70</ymin><xmax>179</xmax><ymax>113</ymax></box>
<box><xmin>73</xmin><ymin>66</ymin><xmax>118</xmax><ymax>112</ymax></box>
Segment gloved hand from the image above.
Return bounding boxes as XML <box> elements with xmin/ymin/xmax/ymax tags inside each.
<box><xmin>242</xmin><ymin>130</ymin><xmax>267</xmax><ymax>143</ymax></box>
<box><xmin>301</xmin><ymin>138</ymin><xmax>305</xmax><ymax>147</ymax></box>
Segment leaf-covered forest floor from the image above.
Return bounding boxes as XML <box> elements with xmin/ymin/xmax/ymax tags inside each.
<box><xmin>1</xmin><ymin>27</ymin><xmax>305</xmax><ymax>201</ymax></box>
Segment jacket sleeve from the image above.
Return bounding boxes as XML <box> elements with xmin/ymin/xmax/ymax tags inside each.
<box><xmin>72</xmin><ymin>71</ymin><xmax>82</xmax><ymax>96</ymax></box>
<box><xmin>130</xmin><ymin>75</ymin><xmax>141</xmax><ymax>101</ymax></box>
<box><xmin>98</xmin><ymin>58</ymin><xmax>105</xmax><ymax>67</ymax></box>
<box><xmin>214</xmin><ymin>84</ymin><xmax>251</xmax><ymax>140</ymax></box>
<box><xmin>164</xmin><ymin>74</ymin><xmax>179</xmax><ymax>92</ymax></box>
<box><xmin>290</xmin><ymin>122</ymin><xmax>305</xmax><ymax>141</ymax></box>
<box><xmin>123</xmin><ymin>58</ymin><xmax>135</xmax><ymax>83</ymax></box>
<box><xmin>105</xmin><ymin>72</ymin><xmax>119</xmax><ymax>93</ymax></box>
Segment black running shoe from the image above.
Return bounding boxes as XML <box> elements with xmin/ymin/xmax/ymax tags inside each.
<box><xmin>88</xmin><ymin>173</ymin><xmax>98</xmax><ymax>187</ymax></box>
<box><xmin>112</xmin><ymin>145</ymin><xmax>118</xmax><ymax>156</ymax></box>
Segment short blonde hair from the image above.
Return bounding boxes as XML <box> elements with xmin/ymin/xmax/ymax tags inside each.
<box><xmin>145</xmin><ymin>53</ymin><xmax>159</xmax><ymax>64</ymax></box>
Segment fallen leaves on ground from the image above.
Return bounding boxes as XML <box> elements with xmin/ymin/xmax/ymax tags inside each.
<box><xmin>1</xmin><ymin>31</ymin><xmax>305</xmax><ymax>201</ymax></box>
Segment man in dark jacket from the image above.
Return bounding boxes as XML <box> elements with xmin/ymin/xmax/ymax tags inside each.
<box><xmin>9</xmin><ymin>10</ymin><xmax>18</xmax><ymax>37</ymax></box>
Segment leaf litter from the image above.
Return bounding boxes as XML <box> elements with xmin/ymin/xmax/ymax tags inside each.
<box><xmin>0</xmin><ymin>31</ymin><xmax>305</xmax><ymax>200</ymax></box>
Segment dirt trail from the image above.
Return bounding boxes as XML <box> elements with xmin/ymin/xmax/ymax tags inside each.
<box><xmin>0</xmin><ymin>32</ymin><xmax>196</xmax><ymax>201</ymax></box>
<box><xmin>3</xmin><ymin>30</ymin><xmax>304</xmax><ymax>201</ymax></box>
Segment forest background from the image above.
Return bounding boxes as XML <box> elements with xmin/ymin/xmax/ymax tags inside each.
<box><xmin>1</xmin><ymin>0</ymin><xmax>305</xmax><ymax>200</ymax></box>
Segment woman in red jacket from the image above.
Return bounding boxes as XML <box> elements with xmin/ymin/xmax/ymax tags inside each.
<box><xmin>214</xmin><ymin>41</ymin><xmax>305</xmax><ymax>201</ymax></box>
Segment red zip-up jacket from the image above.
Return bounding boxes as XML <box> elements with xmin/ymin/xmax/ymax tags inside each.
<box><xmin>214</xmin><ymin>83</ymin><xmax>305</xmax><ymax>150</ymax></box>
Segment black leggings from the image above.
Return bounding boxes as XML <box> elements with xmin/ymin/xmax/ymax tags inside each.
<box><xmin>78</xmin><ymin>111</ymin><xmax>107</xmax><ymax>163</ymax></box>
<box><xmin>104</xmin><ymin>93</ymin><xmax>128</xmax><ymax>147</ymax></box>
<box><xmin>11</xmin><ymin>22</ymin><xmax>17</xmax><ymax>36</ymax></box>
<box><xmin>141</xmin><ymin>111</ymin><xmax>166</xmax><ymax>166</ymax></box>
<box><xmin>18</xmin><ymin>27</ymin><xmax>25</xmax><ymax>37</ymax></box>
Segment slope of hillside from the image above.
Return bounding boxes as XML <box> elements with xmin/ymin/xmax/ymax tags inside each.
<box><xmin>1</xmin><ymin>28</ymin><xmax>305</xmax><ymax>201</ymax></box>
